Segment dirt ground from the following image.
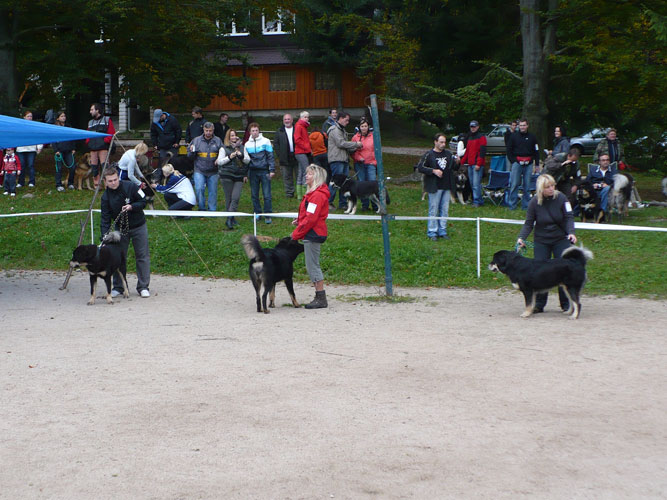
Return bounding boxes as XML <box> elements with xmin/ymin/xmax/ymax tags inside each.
<box><xmin>1</xmin><ymin>270</ymin><xmax>666</xmax><ymax>499</ymax></box>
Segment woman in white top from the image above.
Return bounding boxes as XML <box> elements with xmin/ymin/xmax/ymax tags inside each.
<box><xmin>118</xmin><ymin>142</ymin><xmax>149</xmax><ymax>186</ymax></box>
<box><xmin>16</xmin><ymin>110</ymin><xmax>43</xmax><ymax>187</ymax></box>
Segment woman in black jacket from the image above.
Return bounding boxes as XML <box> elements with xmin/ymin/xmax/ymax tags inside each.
<box><xmin>52</xmin><ymin>111</ymin><xmax>77</xmax><ymax>191</ymax></box>
<box><xmin>216</xmin><ymin>129</ymin><xmax>248</xmax><ymax>229</ymax></box>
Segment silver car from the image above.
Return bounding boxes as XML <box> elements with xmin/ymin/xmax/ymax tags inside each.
<box><xmin>569</xmin><ymin>128</ymin><xmax>610</xmax><ymax>156</ymax></box>
<box><xmin>449</xmin><ymin>124</ymin><xmax>513</xmax><ymax>156</ymax></box>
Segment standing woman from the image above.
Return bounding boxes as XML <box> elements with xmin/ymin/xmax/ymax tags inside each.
<box><xmin>351</xmin><ymin>118</ymin><xmax>377</xmax><ymax>210</ymax></box>
<box><xmin>291</xmin><ymin>164</ymin><xmax>330</xmax><ymax>309</ymax></box>
<box><xmin>118</xmin><ymin>142</ymin><xmax>149</xmax><ymax>187</ymax></box>
<box><xmin>16</xmin><ymin>110</ymin><xmax>43</xmax><ymax>188</ymax></box>
<box><xmin>86</xmin><ymin>103</ymin><xmax>115</xmax><ymax>188</ymax></box>
<box><xmin>52</xmin><ymin>110</ymin><xmax>77</xmax><ymax>190</ymax></box>
<box><xmin>293</xmin><ymin>110</ymin><xmax>312</xmax><ymax>198</ymax></box>
<box><xmin>517</xmin><ymin>174</ymin><xmax>577</xmax><ymax>313</ymax></box>
<box><xmin>548</xmin><ymin>126</ymin><xmax>570</xmax><ymax>156</ymax></box>
<box><xmin>216</xmin><ymin>129</ymin><xmax>249</xmax><ymax>229</ymax></box>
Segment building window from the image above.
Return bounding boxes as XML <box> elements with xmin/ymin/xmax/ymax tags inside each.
<box><xmin>315</xmin><ymin>71</ymin><xmax>336</xmax><ymax>90</ymax></box>
<box><xmin>262</xmin><ymin>11</ymin><xmax>295</xmax><ymax>35</ymax></box>
<box><xmin>269</xmin><ymin>71</ymin><xmax>296</xmax><ymax>91</ymax></box>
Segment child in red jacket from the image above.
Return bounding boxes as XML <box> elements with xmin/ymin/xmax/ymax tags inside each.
<box><xmin>2</xmin><ymin>148</ymin><xmax>22</xmax><ymax>196</ymax></box>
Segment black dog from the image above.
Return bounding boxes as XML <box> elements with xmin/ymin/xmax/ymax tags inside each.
<box><xmin>69</xmin><ymin>231</ymin><xmax>129</xmax><ymax>305</ymax></box>
<box><xmin>453</xmin><ymin>170</ymin><xmax>472</xmax><ymax>204</ymax></box>
<box><xmin>577</xmin><ymin>180</ymin><xmax>604</xmax><ymax>223</ymax></box>
<box><xmin>241</xmin><ymin>235</ymin><xmax>304</xmax><ymax>314</ymax></box>
<box><xmin>488</xmin><ymin>246</ymin><xmax>593</xmax><ymax>319</ymax></box>
<box><xmin>329</xmin><ymin>174</ymin><xmax>390</xmax><ymax>215</ymax></box>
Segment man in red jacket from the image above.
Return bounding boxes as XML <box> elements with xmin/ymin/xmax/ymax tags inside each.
<box><xmin>461</xmin><ymin>120</ymin><xmax>487</xmax><ymax>207</ymax></box>
<box><xmin>294</xmin><ymin>111</ymin><xmax>312</xmax><ymax>199</ymax></box>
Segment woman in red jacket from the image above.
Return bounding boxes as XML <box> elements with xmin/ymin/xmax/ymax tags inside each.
<box><xmin>291</xmin><ymin>164</ymin><xmax>329</xmax><ymax>309</ymax></box>
<box><xmin>351</xmin><ymin>118</ymin><xmax>377</xmax><ymax>210</ymax></box>
<box><xmin>294</xmin><ymin>111</ymin><xmax>313</xmax><ymax>199</ymax></box>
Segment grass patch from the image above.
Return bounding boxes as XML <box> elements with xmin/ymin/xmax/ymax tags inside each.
<box><xmin>335</xmin><ymin>292</ymin><xmax>424</xmax><ymax>304</ymax></box>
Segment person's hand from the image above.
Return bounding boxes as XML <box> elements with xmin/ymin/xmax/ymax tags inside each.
<box><xmin>475</xmin><ymin>164</ymin><xmax>481</xmax><ymax>171</ymax></box>
<box><xmin>356</xmin><ymin>142</ymin><xmax>362</xmax><ymax>148</ymax></box>
<box><xmin>291</xmin><ymin>218</ymin><xmax>298</xmax><ymax>226</ymax></box>
<box><xmin>433</xmin><ymin>169</ymin><xmax>443</xmax><ymax>178</ymax></box>
<box><xmin>121</xmin><ymin>204</ymin><xmax>132</xmax><ymax>212</ymax></box>
<box><xmin>517</xmin><ymin>238</ymin><xmax>526</xmax><ymax>249</ymax></box>
<box><xmin>190</xmin><ymin>145</ymin><xmax>195</xmax><ymax>153</ymax></box>
<box><xmin>243</xmin><ymin>177</ymin><xmax>248</xmax><ymax>183</ymax></box>
<box><xmin>571</xmin><ymin>185</ymin><xmax>578</xmax><ymax>194</ymax></box>
<box><xmin>140</xmin><ymin>182</ymin><xmax>147</xmax><ymax>189</ymax></box>
<box><xmin>269</xmin><ymin>172</ymin><xmax>275</xmax><ymax>179</ymax></box>
<box><xmin>567</xmin><ymin>234</ymin><xmax>577</xmax><ymax>244</ymax></box>
<box><xmin>173</xmin><ymin>143</ymin><xmax>179</xmax><ymax>148</ymax></box>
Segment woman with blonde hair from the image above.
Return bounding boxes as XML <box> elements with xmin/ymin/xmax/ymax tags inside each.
<box><xmin>216</xmin><ymin>129</ymin><xmax>248</xmax><ymax>229</ymax></box>
<box><xmin>291</xmin><ymin>164</ymin><xmax>330</xmax><ymax>309</ymax></box>
<box><xmin>118</xmin><ymin>142</ymin><xmax>149</xmax><ymax>186</ymax></box>
<box><xmin>517</xmin><ymin>173</ymin><xmax>577</xmax><ymax>313</ymax></box>
<box><xmin>150</xmin><ymin>163</ymin><xmax>196</xmax><ymax>212</ymax></box>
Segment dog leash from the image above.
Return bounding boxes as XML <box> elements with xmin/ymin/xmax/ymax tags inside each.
<box><xmin>514</xmin><ymin>239</ymin><xmax>534</xmax><ymax>255</ymax></box>
<box><xmin>54</xmin><ymin>152</ymin><xmax>75</xmax><ymax>173</ymax></box>
<box><xmin>100</xmin><ymin>210</ymin><xmax>130</xmax><ymax>246</ymax></box>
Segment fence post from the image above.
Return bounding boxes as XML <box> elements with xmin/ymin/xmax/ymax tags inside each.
<box><xmin>476</xmin><ymin>217</ymin><xmax>481</xmax><ymax>278</ymax></box>
<box><xmin>253</xmin><ymin>213</ymin><xmax>257</xmax><ymax>236</ymax></box>
<box><xmin>90</xmin><ymin>211</ymin><xmax>95</xmax><ymax>244</ymax></box>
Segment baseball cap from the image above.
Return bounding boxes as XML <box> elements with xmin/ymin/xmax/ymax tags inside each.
<box><xmin>469</xmin><ymin>120</ymin><xmax>479</xmax><ymax>127</ymax></box>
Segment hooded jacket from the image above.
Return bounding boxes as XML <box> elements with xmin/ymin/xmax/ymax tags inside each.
<box><xmin>100</xmin><ymin>180</ymin><xmax>147</xmax><ymax>235</ymax></box>
<box><xmin>291</xmin><ymin>183</ymin><xmax>330</xmax><ymax>242</ymax></box>
<box><xmin>150</xmin><ymin>110</ymin><xmax>182</xmax><ymax>150</ymax></box>
<box><xmin>243</xmin><ymin>133</ymin><xmax>275</xmax><ymax>172</ymax></box>
<box><xmin>294</xmin><ymin>118</ymin><xmax>312</xmax><ymax>155</ymax></box>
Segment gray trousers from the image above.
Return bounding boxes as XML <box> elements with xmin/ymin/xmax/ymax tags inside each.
<box><xmin>295</xmin><ymin>154</ymin><xmax>310</xmax><ymax>185</ymax></box>
<box><xmin>303</xmin><ymin>240</ymin><xmax>324</xmax><ymax>283</ymax></box>
<box><xmin>113</xmin><ymin>223</ymin><xmax>151</xmax><ymax>293</ymax></box>
<box><xmin>281</xmin><ymin>154</ymin><xmax>298</xmax><ymax>196</ymax></box>
<box><xmin>220</xmin><ymin>178</ymin><xmax>244</xmax><ymax>212</ymax></box>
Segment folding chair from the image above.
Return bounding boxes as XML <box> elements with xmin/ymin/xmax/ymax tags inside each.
<box><xmin>489</xmin><ymin>156</ymin><xmax>506</xmax><ymax>172</ymax></box>
<box><xmin>483</xmin><ymin>169</ymin><xmax>510</xmax><ymax>206</ymax></box>
<box><xmin>519</xmin><ymin>173</ymin><xmax>540</xmax><ymax>203</ymax></box>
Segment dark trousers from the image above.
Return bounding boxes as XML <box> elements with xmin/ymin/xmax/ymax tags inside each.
<box><xmin>164</xmin><ymin>192</ymin><xmax>194</xmax><ymax>211</ymax></box>
<box><xmin>248</xmin><ymin>170</ymin><xmax>272</xmax><ymax>214</ymax></box>
<box><xmin>313</xmin><ymin>153</ymin><xmax>330</xmax><ymax>183</ymax></box>
<box><xmin>113</xmin><ymin>223</ymin><xmax>151</xmax><ymax>294</ymax></box>
<box><xmin>4</xmin><ymin>173</ymin><xmax>17</xmax><ymax>193</ymax></box>
<box><xmin>281</xmin><ymin>153</ymin><xmax>298</xmax><ymax>197</ymax></box>
<box><xmin>17</xmin><ymin>152</ymin><xmax>36</xmax><ymax>185</ymax></box>
<box><xmin>534</xmin><ymin>239</ymin><xmax>572</xmax><ymax>310</ymax></box>
<box><xmin>55</xmin><ymin>151</ymin><xmax>76</xmax><ymax>187</ymax></box>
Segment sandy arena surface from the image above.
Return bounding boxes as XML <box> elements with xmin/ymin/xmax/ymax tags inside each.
<box><xmin>1</xmin><ymin>270</ymin><xmax>666</xmax><ymax>499</ymax></box>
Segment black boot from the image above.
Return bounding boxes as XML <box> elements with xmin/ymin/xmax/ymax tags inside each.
<box><xmin>231</xmin><ymin>216</ymin><xmax>239</xmax><ymax>227</ymax></box>
<box><xmin>305</xmin><ymin>290</ymin><xmax>328</xmax><ymax>309</ymax></box>
<box><xmin>225</xmin><ymin>217</ymin><xmax>234</xmax><ymax>230</ymax></box>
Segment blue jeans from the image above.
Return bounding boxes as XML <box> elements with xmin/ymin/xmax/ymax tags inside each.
<box><xmin>467</xmin><ymin>165</ymin><xmax>484</xmax><ymax>206</ymax></box>
<box><xmin>328</xmin><ymin>161</ymin><xmax>349</xmax><ymax>208</ymax></box>
<box><xmin>597</xmin><ymin>185</ymin><xmax>611</xmax><ymax>211</ymax></box>
<box><xmin>17</xmin><ymin>152</ymin><xmax>36</xmax><ymax>185</ymax></box>
<box><xmin>427</xmin><ymin>189</ymin><xmax>451</xmax><ymax>237</ymax></box>
<box><xmin>248</xmin><ymin>170</ymin><xmax>272</xmax><ymax>215</ymax></box>
<box><xmin>534</xmin><ymin>239</ymin><xmax>572</xmax><ymax>310</ymax></box>
<box><xmin>355</xmin><ymin>162</ymin><xmax>377</xmax><ymax>209</ymax></box>
<box><xmin>193</xmin><ymin>171</ymin><xmax>219</xmax><ymax>211</ymax></box>
<box><xmin>509</xmin><ymin>162</ymin><xmax>533</xmax><ymax>210</ymax></box>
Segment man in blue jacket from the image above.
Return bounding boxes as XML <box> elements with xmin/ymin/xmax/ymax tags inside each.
<box><xmin>243</xmin><ymin>122</ymin><xmax>275</xmax><ymax>224</ymax></box>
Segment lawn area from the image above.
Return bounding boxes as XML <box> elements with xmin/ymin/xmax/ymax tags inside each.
<box><xmin>1</xmin><ymin>151</ymin><xmax>665</xmax><ymax>298</ymax></box>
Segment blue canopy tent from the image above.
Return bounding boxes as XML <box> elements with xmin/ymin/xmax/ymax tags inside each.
<box><xmin>0</xmin><ymin>114</ymin><xmax>110</xmax><ymax>148</ymax></box>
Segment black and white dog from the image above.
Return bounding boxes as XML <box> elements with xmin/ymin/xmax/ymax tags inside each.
<box><xmin>241</xmin><ymin>235</ymin><xmax>304</xmax><ymax>314</ymax></box>
<box><xmin>69</xmin><ymin>231</ymin><xmax>130</xmax><ymax>305</ymax></box>
<box><xmin>453</xmin><ymin>170</ymin><xmax>472</xmax><ymax>204</ymax></box>
<box><xmin>610</xmin><ymin>173</ymin><xmax>634</xmax><ymax>223</ymax></box>
<box><xmin>329</xmin><ymin>174</ymin><xmax>390</xmax><ymax>215</ymax></box>
<box><xmin>577</xmin><ymin>180</ymin><xmax>604</xmax><ymax>223</ymax></box>
<box><xmin>488</xmin><ymin>246</ymin><xmax>594</xmax><ymax>319</ymax></box>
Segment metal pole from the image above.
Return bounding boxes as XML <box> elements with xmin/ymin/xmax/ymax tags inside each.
<box><xmin>370</xmin><ymin>94</ymin><xmax>393</xmax><ymax>296</ymax></box>
<box><xmin>90</xmin><ymin>211</ymin><xmax>94</xmax><ymax>244</ymax></box>
<box><xmin>476</xmin><ymin>217</ymin><xmax>481</xmax><ymax>278</ymax></box>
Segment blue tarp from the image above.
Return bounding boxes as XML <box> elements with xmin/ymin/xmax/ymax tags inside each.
<box><xmin>0</xmin><ymin>114</ymin><xmax>111</xmax><ymax>149</ymax></box>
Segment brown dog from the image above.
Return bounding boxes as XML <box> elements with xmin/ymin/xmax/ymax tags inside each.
<box><xmin>74</xmin><ymin>152</ymin><xmax>94</xmax><ymax>190</ymax></box>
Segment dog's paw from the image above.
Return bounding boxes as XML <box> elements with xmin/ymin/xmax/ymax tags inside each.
<box><xmin>87</xmin><ymin>299</ymin><xmax>95</xmax><ymax>306</ymax></box>
<box><xmin>520</xmin><ymin>311</ymin><xmax>532</xmax><ymax>318</ymax></box>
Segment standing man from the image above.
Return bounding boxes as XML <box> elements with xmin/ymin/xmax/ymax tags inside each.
<box><xmin>214</xmin><ymin>113</ymin><xmax>230</xmax><ymax>141</ymax></box>
<box><xmin>327</xmin><ymin>111</ymin><xmax>361</xmax><ymax>210</ymax></box>
<box><xmin>243</xmin><ymin>122</ymin><xmax>276</xmax><ymax>224</ymax></box>
<box><xmin>188</xmin><ymin>122</ymin><xmax>223</xmax><ymax>211</ymax></box>
<box><xmin>100</xmin><ymin>168</ymin><xmax>151</xmax><ymax>298</ymax></box>
<box><xmin>322</xmin><ymin>108</ymin><xmax>337</xmax><ymax>134</ymax></box>
<box><xmin>185</xmin><ymin>106</ymin><xmax>206</xmax><ymax>144</ymax></box>
<box><xmin>275</xmin><ymin>113</ymin><xmax>297</xmax><ymax>198</ymax></box>
<box><xmin>503</xmin><ymin>120</ymin><xmax>518</xmax><ymax>170</ymax></box>
<box><xmin>507</xmin><ymin>118</ymin><xmax>540</xmax><ymax>210</ymax></box>
<box><xmin>294</xmin><ymin>110</ymin><xmax>312</xmax><ymax>199</ymax></box>
<box><xmin>417</xmin><ymin>133</ymin><xmax>457</xmax><ymax>241</ymax></box>
<box><xmin>86</xmin><ymin>103</ymin><xmax>115</xmax><ymax>189</ymax></box>
<box><xmin>461</xmin><ymin>120</ymin><xmax>487</xmax><ymax>207</ymax></box>
<box><xmin>593</xmin><ymin>128</ymin><xmax>624</xmax><ymax>164</ymax></box>
<box><xmin>150</xmin><ymin>108</ymin><xmax>182</xmax><ymax>164</ymax></box>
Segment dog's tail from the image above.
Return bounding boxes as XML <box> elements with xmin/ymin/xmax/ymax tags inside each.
<box><xmin>613</xmin><ymin>173</ymin><xmax>630</xmax><ymax>193</ymax></box>
<box><xmin>562</xmin><ymin>246</ymin><xmax>594</xmax><ymax>266</ymax></box>
<box><xmin>103</xmin><ymin>231</ymin><xmax>122</xmax><ymax>244</ymax></box>
<box><xmin>241</xmin><ymin>234</ymin><xmax>266</xmax><ymax>262</ymax></box>
<box><xmin>384</xmin><ymin>188</ymin><xmax>391</xmax><ymax>206</ymax></box>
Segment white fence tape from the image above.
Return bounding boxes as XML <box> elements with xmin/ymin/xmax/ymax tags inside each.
<box><xmin>2</xmin><ymin>209</ymin><xmax>665</xmax><ymax>278</ymax></box>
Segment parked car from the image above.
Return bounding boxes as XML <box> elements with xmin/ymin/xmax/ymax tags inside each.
<box><xmin>569</xmin><ymin>128</ymin><xmax>609</xmax><ymax>156</ymax></box>
<box><xmin>449</xmin><ymin>124</ymin><xmax>512</xmax><ymax>156</ymax></box>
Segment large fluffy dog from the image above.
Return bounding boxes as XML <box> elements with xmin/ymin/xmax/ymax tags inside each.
<box><xmin>241</xmin><ymin>235</ymin><xmax>304</xmax><ymax>314</ymax></box>
<box><xmin>453</xmin><ymin>170</ymin><xmax>472</xmax><ymax>204</ymax></box>
<box><xmin>74</xmin><ymin>152</ymin><xmax>94</xmax><ymax>190</ymax></box>
<box><xmin>488</xmin><ymin>246</ymin><xmax>594</xmax><ymax>319</ymax></box>
<box><xmin>610</xmin><ymin>173</ymin><xmax>634</xmax><ymax>223</ymax></box>
<box><xmin>69</xmin><ymin>231</ymin><xmax>129</xmax><ymax>305</ymax></box>
<box><xmin>329</xmin><ymin>174</ymin><xmax>390</xmax><ymax>215</ymax></box>
<box><xmin>576</xmin><ymin>180</ymin><xmax>604</xmax><ymax>223</ymax></box>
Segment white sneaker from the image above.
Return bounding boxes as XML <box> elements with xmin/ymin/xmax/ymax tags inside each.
<box><xmin>28</xmin><ymin>183</ymin><xmax>35</xmax><ymax>187</ymax></box>
<box><xmin>2</xmin><ymin>192</ymin><xmax>7</xmax><ymax>196</ymax></box>
<box><xmin>16</xmin><ymin>184</ymin><xmax>22</xmax><ymax>188</ymax></box>
<box><xmin>57</xmin><ymin>186</ymin><xmax>65</xmax><ymax>192</ymax></box>
<box><xmin>111</xmin><ymin>290</ymin><xmax>121</xmax><ymax>298</ymax></box>
<box><xmin>140</xmin><ymin>289</ymin><xmax>150</xmax><ymax>298</ymax></box>
<box><xmin>10</xmin><ymin>193</ymin><xmax>15</xmax><ymax>197</ymax></box>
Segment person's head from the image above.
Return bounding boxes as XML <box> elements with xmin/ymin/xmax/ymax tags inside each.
<box><xmin>162</xmin><ymin>164</ymin><xmax>175</xmax><ymax>178</ymax></box>
<box><xmin>299</xmin><ymin>110</ymin><xmax>310</xmax><ymax>122</ymax></box>
<box><xmin>153</xmin><ymin>109</ymin><xmax>163</xmax><ymax>124</ymax></box>
<box><xmin>336</xmin><ymin>111</ymin><xmax>350</xmax><ymax>127</ymax></box>
<box><xmin>305</xmin><ymin>164</ymin><xmax>327</xmax><ymax>192</ymax></box>
<box><xmin>359</xmin><ymin>118</ymin><xmax>370</xmax><ymax>136</ymax></box>
<box><xmin>249</xmin><ymin>122</ymin><xmax>260</xmax><ymax>139</ymax></box>
<box><xmin>224</xmin><ymin>129</ymin><xmax>238</xmax><ymax>146</ymax></box>
<box><xmin>191</xmin><ymin>106</ymin><xmax>203</xmax><ymax>119</ymax></box>
<box><xmin>103</xmin><ymin>168</ymin><xmax>120</xmax><ymax>190</ymax></box>
<box><xmin>134</xmin><ymin>142</ymin><xmax>148</xmax><ymax>156</ymax></box>
<box><xmin>509</xmin><ymin>120</ymin><xmax>517</xmax><ymax>131</ymax></box>
<box><xmin>5</xmin><ymin>147</ymin><xmax>15</xmax><ymax>155</ymax></box>
<box><xmin>329</xmin><ymin>109</ymin><xmax>337</xmax><ymax>119</ymax></box>
<box><xmin>606</xmin><ymin>128</ymin><xmax>617</xmax><ymax>141</ymax></box>
<box><xmin>519</xmin><ymin>119</ymin><xmax>529</xmax><ymax>133</ymax></box>
<box><xmin>203</xmin><ymin>122</ymin><xmax>214</xmax><ymax>139</ymax></box>
<box><xmin>536</xmin><ymin>174</ymin><xmax>557</xmax><ymax>205</ymax></box>
<box><xmin>599</xmin><ymin>154</ymin><xmax>611</xmax><ymax>168</ymax></box>
<box><xmin>90</xmin><ymin>103</ymin><xmax>103</xmax><ymax>118</ymax></box>
<box><xmin>469</xmin><ymin>120</ymin><xmax>480</xmax><ymax>134</ymax></box>
<box><xmin>56</xmin><ymin>110</ymin><xmax>66</xmax><ymax>125</ymax></box>
<box><xmin>433</xmin><ymin>132</ymin><xmax>447</xmax><ymax>152</ymax></box>
<box><xmin>219</xmin><ymin>113</ymin><xmax>228</xmax><ymax>124</ymax></box>
<box><xmin>23</xmin><ymin>110</ymin><xmax>33</xmax><ymax>120</ymax></box>
<box><xmin>554</xmin><ymin>125</ymin><xmax>567</xmax><ymax>138</ymax></box>
<box><xmin>566</xmin><ymin>150</ymin><xmax>579</xmax><ymax>162</ymax></box>
<box><xmin>283</xmin><ymin>114</ymin><xmax>293</xmax><ymax>128</ymax></box>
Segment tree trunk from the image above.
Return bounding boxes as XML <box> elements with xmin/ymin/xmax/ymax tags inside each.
<box><xmin>519</xmin><ymin>0</ymin><xmax>558</xmax><ymax>156</ymax></box>
<box><xmin>335</xmin><ymin>72</ymin><xmax>344</xmax><ymax>110</ymax></box>
<box><xmin>0</xmin><ymin>9</ymin><xmax>19</xmax><ymax>115</ymax></box>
